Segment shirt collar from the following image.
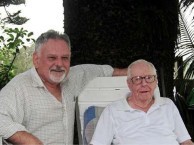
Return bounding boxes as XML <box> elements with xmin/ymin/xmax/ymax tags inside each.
<box><xmin>118</xmin><ymin>87</ymin><xmax>168</xmax><ymax>112</ymax></box>
<box><xmin>30</xmin><ymin>67</ymin><xmax>45</xmax><ymax>88</ymax></box>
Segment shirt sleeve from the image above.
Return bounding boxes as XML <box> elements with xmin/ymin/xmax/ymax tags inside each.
<box><xmin>70</xmin><ymin>64</ymin><xmax>113</xmax><ymax>78</ymax></box>
<box><xmin>0</xmin><ymin>84</ymin><xmax>27</xmax><ymax>139</ymax></box>
<box><xmin>69</xmin><ymin>64</ymin><xmax>114</xmax><ymax>96</ymax></box>
<box><xmin>90</xmin><ymin>106</ymin><xmax>115</xmax><ymax>145</ymax></box>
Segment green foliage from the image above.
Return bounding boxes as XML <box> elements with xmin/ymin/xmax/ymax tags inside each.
<box><xmin>174</xmin><ymin>6</ymin><xmax>194</xmax><ymax>99</ymax></box>
<box><xmin>14</xmin><ymin>44</ymin><xmax>34</xmax><ymax>74</ymax></box>
<box><xmin>173</xmin><ymin>3</ymin><xmax>194</xmax><ymax>139</ymax></box>
<box><xmin>0</xmin><ymin>27</ymin><xmax>35</xmax><ymax>89</ymax></box>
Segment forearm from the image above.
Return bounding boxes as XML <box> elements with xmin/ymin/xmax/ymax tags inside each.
<box><xmin>112</xmin><ymin>68</ymin><xmax>127</xmax><ymax>76</ymax></box>
<box><xmin>7</xmin><ymin>131</ymin><xmax>43</xmax><ymax>145</ymax></box>
<box><xmin>180</xmin><ymin>139</ymin><xmax>194</xmax><ymax>145</ymax></box>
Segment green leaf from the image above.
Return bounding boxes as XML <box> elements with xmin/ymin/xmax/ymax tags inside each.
<box><xmin>28</xmin><ymin>32</ymin><xmax>33</xmax><ymax>37</ymax></box>
<box><xmin>0</xmin><ymin>36</ymin><xmax>4</xmax><ymax>41</ymax></box>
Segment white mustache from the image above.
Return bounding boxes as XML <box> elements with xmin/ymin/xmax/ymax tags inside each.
<box><xmin>50</xmin><ymin>67</ymin><xmax>65</xmax><ymax>72</ymax></box>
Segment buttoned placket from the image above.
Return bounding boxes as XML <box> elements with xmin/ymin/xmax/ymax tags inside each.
<box><xmin>62</xmin><ymin>89</ymin><xmax>68</xmax><ymax>145</ymax></box>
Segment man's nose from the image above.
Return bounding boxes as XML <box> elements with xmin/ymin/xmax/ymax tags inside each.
<box><xmin>55</xmin><ymin>59</ymin><xmax>63</xmax><ymax>66</ymax></box>
<box><xmin>141</xmin><ymin>78</ymin><xmax>148</xmax><ymax>85</ymax></box>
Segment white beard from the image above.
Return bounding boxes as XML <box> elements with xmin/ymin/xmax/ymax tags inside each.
<box><xmin>49</xmin><ymin>71</ymin><xmax>66</xmax><ymax>83</ymax></box>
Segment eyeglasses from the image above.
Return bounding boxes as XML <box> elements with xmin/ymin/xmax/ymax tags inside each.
<box><xmin>130</xmin><ymin>75</ymin><xmax>156</xmax><ymax>85</ymax></box>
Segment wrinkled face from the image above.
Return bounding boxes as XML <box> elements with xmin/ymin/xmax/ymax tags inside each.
<box><xmin>127</xmin><ymin>62</ymin><xmax>158</xmax><ymax>102</ymax></box>
<box><xmin>33</xmin><ymin>39</ymin><xmax>71</xmax><ymax>85</ymax></box>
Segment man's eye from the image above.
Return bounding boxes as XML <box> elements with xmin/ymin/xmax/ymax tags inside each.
<box><xmin>146</xmin><ymin>76</ymin><xmax>152</xmax><ymax>79</ymax></box>
<box><xmin>62</xmin><ymin>57</ymin><xmax>70</xmax><ymax>61</ymax></box>
<box><xmin>135</xmin><ymin>77</ymin><xmax>141</xmax><ymax>81</ymax></box>
<box><xmin>48</xmin><ymin>57</ymin><xmax>56</xmax><ymax>60</ymax></box>
<box><xmin>62</xmin><ymin>57</ymin><xmax>68</xmax><ymax>60</ymax></box>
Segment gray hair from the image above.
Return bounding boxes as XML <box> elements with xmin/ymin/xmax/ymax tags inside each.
<box><xmin>127</xmin><ymin>59</ymin><xmax>157</xmax><ymax>79</ymax></box>
<box><xmin>35</xmin><ymin>30</ymin><xmax>71</xmax><ymax>53</ymax></box>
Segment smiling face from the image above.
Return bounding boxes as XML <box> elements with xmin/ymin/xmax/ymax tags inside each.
<box><xmin>33</xmin><ymin>39</ymin><xmax>71</xmax><ymax>86</ymax></box>
<box><xmin>127</xmin><ymin>61</ymin><xmax>158</xmax><ymax>102</ymax></box>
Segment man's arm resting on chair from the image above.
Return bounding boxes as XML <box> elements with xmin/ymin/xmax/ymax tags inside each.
<box><xmin>112</xmin><ymin>68</ymin><xmax>127</xmax><ymax>76</ymax></box>
<box><xmin>7</xmin><ymin>131</ymin><xmax>43</xmax><ymax>145</ymax></box>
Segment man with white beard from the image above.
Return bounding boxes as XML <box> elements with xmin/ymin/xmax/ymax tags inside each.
<box><xmin>0</xmin><ymin>30</ymin><xmax>127</xmax><ymax>145</ymax></box>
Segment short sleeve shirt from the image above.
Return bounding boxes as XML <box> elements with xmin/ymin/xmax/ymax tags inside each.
<box><xmin>90</xmin><ymin>94</ymin><xmax>191</xmax><ymax>145</ymax></box>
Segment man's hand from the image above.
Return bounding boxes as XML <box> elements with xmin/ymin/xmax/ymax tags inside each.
<box><xmin>113</xmin><ymin>68</ymin><xmax>127</xmax><ymax>76</ymax></box>
<box><xmin>181</xmin><ymin>139</ymin><xmax>194</xmax><ymax>145</ymax></box>
<box><xmin>7</xmin><ymin>131</ymin><xmax>43</xmax><ymax>145</ymax></box>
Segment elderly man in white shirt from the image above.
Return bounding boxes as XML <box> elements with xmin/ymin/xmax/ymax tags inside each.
<box><xmin>0</xmin><ymin>30</ymin><xmax>127</xmax><ymax>145</ymax></box>
<box><xmin>90</xmin><ymin>59</ymin><xmax>194</xmax><ymax>145</ymax></box>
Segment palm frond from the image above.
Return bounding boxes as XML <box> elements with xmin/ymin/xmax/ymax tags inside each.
<box><xmin>180</xmin><ymin>0</ymin><xmax>194</xmax><ymax>10</ymax></box>
<box><xmin>0</xmin><ymin>0</ymin><xmax>25</xmax><ymax>6</ymax></box>
<box><xmin>2</xmin><ymin>9</ymin><xmax>29</xmax><ymax>25</ymax></box>
<box><xmin>176</xmin><ymin>8</ymin><xmax>194</xmax><ymax>79</ymax></box>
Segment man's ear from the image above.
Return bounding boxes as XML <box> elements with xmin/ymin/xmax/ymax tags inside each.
<box><xmin>33</xmin><ymin>52</ymin><xmax>39</xmax><ymax>68</ymax></box>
